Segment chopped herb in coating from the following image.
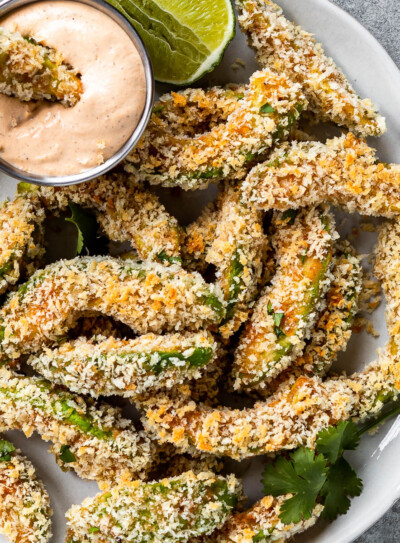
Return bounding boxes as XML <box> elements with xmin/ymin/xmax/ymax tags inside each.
<box><xmin>233</xmin><ymin>206</ymin><xmax>335</xmax><ymax>391</ymax></box>
<box><xmin>125</xmin><ymin>68</ymin><xmax>307</xmax><ymax>190</ymax></box>
<box><xmin>66</xmin><ymin>471</ymin><xmax>241</xmax><ymax>543</ymax></box>
<box><xmin>0</xmin><ymin>368</ymin><xmax>154</xmax><ymax>484</ymax></box>
<box><xmin>237</xmin><ymin>0</ymin><xmax>385</xmax><ymax>136</ymax></box>
<box><xmin>28</xmin><ymin>332</ymin><xmax>217</xmax><ymax>399</ymax></box>
<box><xmin>0</xmin><ymin>256</ymin><xmax>224</xmax><ymax>363</ymax></box>
<box><xmin>0</xmin><ymin>437</ymin><xmax>52</xmax><ymax>542</ymax></box>
<box><xmin>0</xmin><ymin>27</ymin><xmax>83</xmax><ymax>106</ymax></box>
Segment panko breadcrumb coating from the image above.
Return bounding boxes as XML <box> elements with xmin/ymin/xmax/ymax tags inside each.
<box><xmin>0</xmin><ymin>436</ymin><xmax>52</xmax><ymax>543</ymax></box>
<box><xmin>0</xmin><ymin>256</ymin><xmax>225</xmax><ymax>363</ymax></box>
<box><xmin>257</xmin><ymin>242</ymin><xmax>362</xmax><ymax>399</ymax></box>
<box><xmin>141</xmin><ymin>219</ymin><xmax>400</xmax><ymax>460</ymax></box>
<box><xmin>0</xmin><ymin>196</ymin><xmax>45</xmax><ymax>296</ymax></box>
<box><xmin>152</xmin><ymin>452</ymin><xmax>223</xmax><ymax>480</ymax></box>
<box><xmin>241</xmin><ymin>133</ymin><xmax>400</xmax><ymax>217</ymax></box>
<box><xmin>28</xmin><ymin>331</ymin><xmax>217</xmax><ymax>399</ymax></box>
<box><xmin>141</xmin><ymin>345</ymin><xmax>399</xmax><ymax>460</ymax></box>
<box><xmin>125</xmin><ymin>69</ymin><xmax>307</xmax><ymax>190</ymax></box>
<box><xmin>183</xmin><ymin>198</ymin><xmax>221</xmax><ymax>273</ymax></box>
<box><xmin>206</xmin><ymin>183</ymin><xmax>266</xmax><ymax>338</ymax></box>
<box><xmin>28</xmin><ymin>173</ymin><xmax>182</xmax><ymax>262</ymax></box>
<box><xmin>236</xmin><ymin>0</ymin><xmax>385</xmax><ymax>136</ymax></box>
<box><xmin>0</xmin><ymin>27</ymin><xmax>82</xmax><ymax>106</ymax></box>
<box><xmin>303</xmin><ymin>242</ymin><xmax>361</xmax><ymax>376</ymax></box>
<box><xmin>0</xmin><ymin>369</ymin><xmax>154</xmax><ymax>485</ymax></box>
<box><xmin>192</xmin><ymin>495</ymin><xmax>322</xmax><ymax>543</ymax></box>
<box><xmin>375</xmin><ymin>220</ymin><xmax>400</xmax><ymax>345</ymax></box>
<box><xmin>233</xmin><ymin>206</ymin><xmax>336</xmax><ymax>392</ymax></box>
<box><xmin>65</xmin><ymin>471</ymin><xmax>241</xmax><ymax>543</ymax></box>
<box><xmin>150</xmin><ymin>85</ymin><xmax>247</xmax><ymax>138</ymax></box>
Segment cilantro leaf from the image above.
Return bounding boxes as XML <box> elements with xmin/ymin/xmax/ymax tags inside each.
<box><xmin>316</xmin><ymin>420</ymin><xmax>360</xmax><ymax>464</ymax></box>
<box><xmin>65</xmin><ymin>203</ymin><xmax>108</xmax><ymax>256</ymax></box>
<box><xmin>320</xmin><ymin>458</ymin><xmax>362</xmax><ymax>520</ymax></box>
<box><xmin>281</xmin><ymin>209</ymin><xmax>298</xmax><ymax>225</ymax></box>
<box><xmin>252</xmin><ymin>529</ymin><xmax>272</xmax><ymax>542</ymax></box>
<box><xmin>301</xmin><ymin>246</ymin><xmax>309</xmax><ymax>264</ymax></box>
<box><xmin>59</xmin><ymin>445</ymin><xmax>77</xmax><ymax>463</ymax></box>
<box><xmin>262</xmin><ymin>448</ymin><xmax>328</xmax><ymax>524</ymax></box>
<box><xmin>0</xmin><ymin>439</ymin><xmax>15</xmax><ymax>462</ymax></box>
<box><xmin>273</xmin><ymin>312</ymin><xmax>285</xmax><ymax>328</ymax></box>
<box><xmin>266</xmin><ymin>303</ymin><xmax>286</xmax><ymax>338</ymax></box>
<box><xmin>260</xmin><ymin>102</ymin><xmax>275</xmax><ymax>114</ymax></box>
<box><xmin>156</xmin><ymin>250</ymin><xmax>182</xmax><ymax>265</ymax></box>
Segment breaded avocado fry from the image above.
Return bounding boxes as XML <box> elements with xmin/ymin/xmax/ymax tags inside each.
<box><xmin>150</xmin><ymin>85</ymin><xmax>247</xmax><ymax>137</ymax></box>
<box><xmin>0</xmin><ymin>256</ymin><xmax>225</xmax><ymax>363</ymax></box>
<box><xmin>141</xmin><ymin>343</ymin><xmax>400</xmax><ymax>460</ymax></box>
<box><xmin>0</xmin><ymin>27</ymin><xmax>83</xmax><ymax>106</ymax></box>
<box><xmin>28</xmin><ymin>332</ymin><xmax>218</xmax><ymax>398</ymax></box>
<box><xmin>125</xmin><ymin>69</ymin><xmax>307</xmax><ymax>190</ymax></box>
<box><xmin>140</xmin><ymin>221</ymin><xmax>400</xmax><ymax>460</ymax></box>
<box><xmin>0</xmin><ymin>195</ymin><xmax>44</xmax><ymax>296</ymax></box>
<box><xmin>193</xmin><ymin>495</ymin><xmax>322</xmax><ymax>543</ymax></box>
<box><xmin>183</xmin><ymin>199</ymin><xmax>221</xmax><ymax>273</ymax></box>
<box><xmin>237</xmin><ymin>0</ymin><xmax>385</xmax><ymax>136</ymax></box>
<box><xmin>0</xmin><ymin>369</ymin><xmax>154</xmax><ymax>485</ymax></box>
<box><xmin>241</xmin><ymin>133</ymin><xmax>400</xmax><ymax>217</ymax></box>
<box><xmin>233</xmin><ymin>206</ymin><xmax>335</xmax><ymax>392</ymax></box>
<box><xmin>256</xmin><ymin>241</ymin><xmax>362</xmax><ymax>398</ymax></box>
<box><xmin>37</xmin><ymin>173</ymin><xmax>182</xmax><ymax>262</ymax></box>
<box><xmin>206</xmin><ymin>183</ymin><xmax>266</xmax><ymax>338</ymax></box>
<box><xmin>0</xmin><ymin>436</ymin><xmax>52</xmax><ymax>543</ymax></box>
<box><xmin>65</xmin><ymin>471</ymin><xmax>241</xmax><ymax>543</ymax></box>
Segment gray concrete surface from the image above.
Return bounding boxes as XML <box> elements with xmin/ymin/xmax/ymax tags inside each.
<box><xmin>329</xmin><ymin>3</ymin><xmax>400</xmax><ymax>540</ymax></box>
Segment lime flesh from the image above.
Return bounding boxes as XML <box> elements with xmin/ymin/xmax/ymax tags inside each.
<box><xmin>106</xmin><ymin>0</ymin><xmax>235</xmax><ymax>85</ymax></box>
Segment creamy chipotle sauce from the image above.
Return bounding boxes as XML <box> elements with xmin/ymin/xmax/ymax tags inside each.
<box><xmin>0</xmin><ymin>1</ymin><xmax>146</xmax><ymax>176</ymax></box>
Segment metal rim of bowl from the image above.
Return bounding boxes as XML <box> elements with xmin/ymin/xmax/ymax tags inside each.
<box><xmin>0</xmin><ymin>0</ymin><xmax>154</xmax><ymax>186</ymax></box>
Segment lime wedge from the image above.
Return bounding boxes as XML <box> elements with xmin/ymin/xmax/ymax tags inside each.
<box><xmin>106</xmin><ymin>0</ymin><xmax>235</xmax><ymax>85</ymax></box>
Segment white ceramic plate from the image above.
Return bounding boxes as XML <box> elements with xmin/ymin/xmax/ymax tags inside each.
<box><xmin>1</xmin><ymin>0</ymin><xmax>400</xmax><ymax>541</ymax></box>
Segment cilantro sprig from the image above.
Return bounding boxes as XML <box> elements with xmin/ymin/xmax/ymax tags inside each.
<box><xmin>262</xmin><ymin>405</ymin><xmax>400</xmax><ymax>525</ymax></box>
<box><xmin>262</xmin><ymin>447</ymin><xmax>328</xmax><ymax>524</ymax></box>
<box><xmin>262</xmin><ymin>420</ymin><xmax>363</xmax><ymax>524</ymax></box>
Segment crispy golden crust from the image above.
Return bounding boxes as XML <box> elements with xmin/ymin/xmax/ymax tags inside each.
<box><xmin>65</xmin><ymin>471</ymin><xmax>241</xmax><ymax>543</ymax></box>
<box><xmin>258</xmin><ymin>241</ymin><xmax>362</xmax><ymax>398</ymax></box>
<box><xmin>125</xmin><ymin>69</ymin><xmax>307</xmax><ymax>190</ymax></box>
<box><xmin>237</xmin><ymin>0</ymin><xmax>385</xmax><ymax>136</ymax></box>
<box><xmin>193</xmin><ymin>496</ymin><xmax>323</xmax><ymax>542</ymax></box>
<box><xmin>139</xmin><ymin>219</ymin><xmax>400</xmax><ymax>460</ymax></box>
<box><xmin>0</xmin><ymin>256</ymin><xmax>224</xmax><ymax>362</ymax></box>
<box><xmin>140</xmin><ymin>347</ymin><xmax>398</xmax><ymax>460</ymax></box>
<box><xmin>241</xmin><ymin>133</ymin><xmax>400</xmax><ymax>217</ymax></box>
<box><xmin>0</xmin><ymin>28</ymin><xmax>82</xmax><ymax>106</ymax></box>
<box><xmin>28</xmin><ymin>331</ymin><xmax>217</xmax><ymax>399</ymax></box>
<box><xmin>0</xmin><ymin>439</ymin><xmax>52</xmax><ymax>543</ymax></box>
<box><xmin>232</xmin><ymin>206</ymin><xmax>336</xmax><ymax>391</ymax></box>
<box><xmin>36</xmin><ymin>173</ymin><xmax>181</xmax><ymax>261</ymax></box>
<box><xmin>150</xmin><ymin>85</ymin><xmax>247</xmax><ymax>138</ymax></box>
<box><xmin>207</xmin><ymin>183</ymin><xmax>266</xmax><ymax>338</ymax></box>
<box><xmin>0</xmin><ymin>369</ymin><xmax>154</xmax><ymax>485</ymax></box>
<box><xmin>0</xmin><ymin>196</ymin><xmax>45</xmax><ymax>295</ymax></box>
<box><xmin>183</xmin><ymin>199</ymin><xmax>221</xmax><ymax>273</ymax></box>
